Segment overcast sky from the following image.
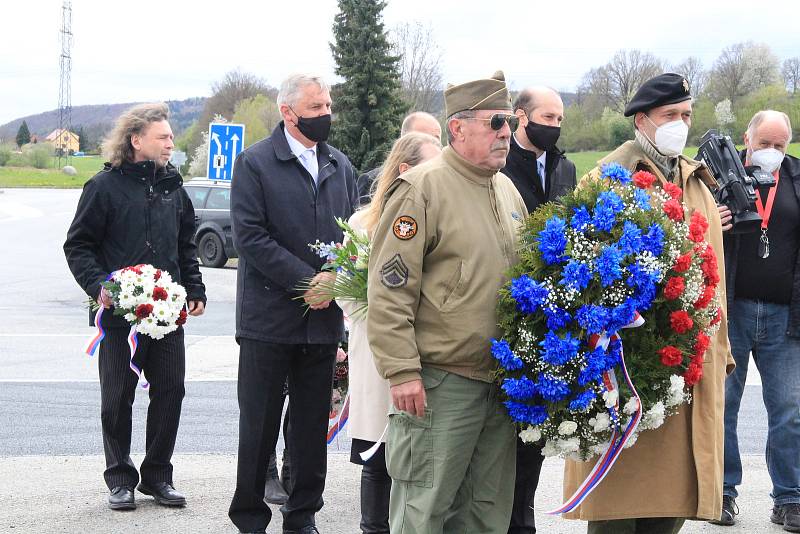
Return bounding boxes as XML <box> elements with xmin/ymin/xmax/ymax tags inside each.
<box><xmin>2</xmin><ymin>0</ymin><xmax>799</xmax><ymax>125</ymax></box>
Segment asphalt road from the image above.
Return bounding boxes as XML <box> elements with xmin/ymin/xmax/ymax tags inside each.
<box><xmin>0</xmin><ymin>188</ymin><xmax>777</xmax><ymax>534</ymax></box>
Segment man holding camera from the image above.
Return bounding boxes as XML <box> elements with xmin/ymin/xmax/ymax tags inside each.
<box><xmin>713</xmin><ymin>110</ymin><xmax>800</xmax><ymax>531</ymax></box>
<box><xmin>563</xmin><ymin>73</ymin><xmax>733</xmax><ymax>533</ymax></box>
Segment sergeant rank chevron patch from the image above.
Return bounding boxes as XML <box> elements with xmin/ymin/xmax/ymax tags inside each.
<box><xmin>380</xmin><ymin>254</ymin><xmax>409</xmax><ymax>288</ymax></box>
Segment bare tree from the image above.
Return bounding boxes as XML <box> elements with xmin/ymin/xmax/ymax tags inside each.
<box><xmin>578</xmin><ymin>50</ymin><xmax>663</xmax><ymax>114</ymax></box>
<box><xmin>783</xmin><ymin>57</ymin><xmax>800</xmax><ymax>95</ymax></box>
<box><xmin>673</xmin><ymin>56</ymin><xmax>707</xmax><ymax>97</ymax></box>
<box><xmin>707</xmin><ymin>42</ymin><xmax>780</xmax><ymax>104</ymax></box>
<box><xmin>390</xmin><ymin>21</ymin><xmax>444</xmax><ymax>113</ymax></box>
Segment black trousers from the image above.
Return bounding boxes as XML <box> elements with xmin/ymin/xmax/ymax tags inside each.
<box><xmin>508</xmin><ymin>437</ymin><xmax>545</xmax><ymax>534</ymax></box>
<box><xmin>229</xmin><ymin>340</ymin><xmax>336</xmax><ymax>532</ymax></box>
<box><xmin>98</xmin><ymin>327</ymin><xmax>185</xmax><ymax>490</ymax></box>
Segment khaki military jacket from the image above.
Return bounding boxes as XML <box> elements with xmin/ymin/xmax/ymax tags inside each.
<box><xmin>367</xmin><ymin>146</ymin><xmax>527</xmax><ymax>386</ymax></box>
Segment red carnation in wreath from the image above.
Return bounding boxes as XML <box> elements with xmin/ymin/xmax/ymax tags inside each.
<box><xmin>152</xmin><ymin>286</ymin><xmax>169</xmax><ymax>301</ymax></box>
<box><xmin>669</xmin><ymin>310</ymin><xmax>694</xmax><ymax>334</ymax></box>
<box><xmin>689</xmin><ymin>211</ymin><xmax>709</xmax><ymax>242</ymax></box>
<box><xmin>135</xmin><ymin>303</ymin><xmax>154</xmax><ymax>319</ymax></box>
<box><xmin>663</xmin><ymin>182</ymin><xmax>683</xmax><ymax>200</ymax></box>
<box><xmin>693</xmin><ymin>332</ymin><xmax>711</xmax><ymax>358</ymax></box>
<box><xmin>663</xmin><ymin>199</ymin><xmax>685</xmax><ymax>222</ymax></box>
<box><xmin>663</xmin><ymin>277</ymin><xmax>685</xmax><ymax>300</ymax></box>
<box><xmin>658</xmin><ymin>346</ymin><xmax>684</xmax><ymax>366</ymax></box>
<box><xmin>673</xmin><ymin>252</ymin><xmax>692</xmax><ymax>273</ymax></box>
<box><xmin>632</xmin><ymin>170</ymin><xmax>657</xmax><ymax>189</ymax></box>
<box><xmin>684</xmin><ymin>360</ymin><xmax>704</xmax><ymax>386</ymax></box>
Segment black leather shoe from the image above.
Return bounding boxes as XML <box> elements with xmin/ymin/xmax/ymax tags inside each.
<box><xmin>772</xmin><ymin>503</ymin><xmax>800</xmax><ymax>532</ymax></box>
<box><xmin>709</xmin><ymin>494</ymin><xmax>738</xmax><ymax>526</ymax></box>
<box><xmin>108</xmin><ymin>486</ymin><xmax>136</xmax><ymax>510</ymax></box>
<box><xmin>264</xmin><ymin>452</ymin><xmax>289</xmax><ymax>505</ymax></box>
<box><xmin>137</xmin><ymin>482</ymin><xmax>186</xmax><ymax>507</ymax></box>
<box><xmin>283</xmin><ymin>526</ymin><xmax>320</xmax><ymax>534</ymax></box>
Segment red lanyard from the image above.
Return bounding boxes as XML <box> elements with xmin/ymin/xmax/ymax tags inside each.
<box><xmin>754</xmin><ymin>170</ymin><xmax>781</xmax><ymax>230</ymax></box>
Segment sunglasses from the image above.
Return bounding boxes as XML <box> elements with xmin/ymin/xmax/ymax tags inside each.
<box><xmin>464</xmin><ymin>113</ymin><xmax>519</xmax><ymax>132</ymax></box>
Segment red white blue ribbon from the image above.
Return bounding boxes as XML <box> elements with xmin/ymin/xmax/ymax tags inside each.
<box><xmin>127</xmin><ymin>325</ymin><xmax>148</xmax><ymax>389</ymax></box>
<box><xmin>546</xmin><ymin>312</ymin><xmax>645</xmax><ymax>515</ymax></box>
<box><xmin>326</xmin><ymin>392</ymin><xmax>350</xmax><ymax>444</ymax></box>
<box><xmin>84</xmin><ymin>307</ymin><xmax>106</xmax><ymax>356</ymax></box>
<box><xmin>84</xmin><ymin>303</ymin><xmax>148</xmax><ymax>389</ymax></box>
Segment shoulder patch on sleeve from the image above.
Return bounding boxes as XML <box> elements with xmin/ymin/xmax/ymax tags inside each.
<box><xmin>380</xmin><ymin>254</ymin><xmax>409</xmax><ymax>288</ymax></box>
<box><xmin>392</xmin><ymin>215</ymin><xmax>418</xmax><ymax>240</ymax></box>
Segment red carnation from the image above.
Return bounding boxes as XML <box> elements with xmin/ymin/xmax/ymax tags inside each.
<box><xmin>684</xmin><ymin>361</ymin><xmax>704</xmax><ymax>386</ymax></box>
<box><xmin>135</xmin><ymin>303</ymin><xmax>154</xmax><ymax>319</ymax></box>
<box><xmin>154</xmin><ymin>269</ymin><xmax>162</xmax><ymax>281</ymax></box>
<box><xmin>693</xmin><ymin>332</ymin><xmax>711</xmax><ymax>358</ymax></box>
<box><xmin>632</xmin><ymin>170</ymin><xmax>657</xmax><ymax>189</ymax></box>
<box><xmin>658</xmin><ymin>346</ymin><xmax>684</xmax><ymax>366</ymax></box>
<box><xmin>176</xmin><ymin>309</ymin><xmax>187</xmax><ymax>326</ymax></box>
<box><xmin>710</xmin><ymin>307</ymin><xmax>722</xmax><ymax>326</ymax></box>
<box><xmin>670</xmin><ymin>310</ymin><xmax>694</xmax><ymax>334</ymax></box>
<box><xmin>694</xmin><ymin>285</ymin><xmax>716</xmax><ymax>309</ymax></box>
<box><xmin>689</xmin><ymin>211</ymin><xmax>709</xmax><ymax>243</ymax></box>
<box><xmin>673</xmin><ymin>252</ymin><xmax>693</xmax><ymax>273</ymax></box>
<box><xmin>663</xmin><ymin>182</ymin><xmax>683</xmax><ymax>200</ymax></box>
<box><xmin>663</xmin><ymin>276</ymin><xmax>685</xmax><ymax>300</ymax></box>
<box><xmin>663</xmin><ymin>199</ymin><xmax>685</xmax><ymax>221</ymax></box>
<box><xmin>152</xmin><ymin>286</ymin><xmax>168</xmax><ymax>301</ymax></box>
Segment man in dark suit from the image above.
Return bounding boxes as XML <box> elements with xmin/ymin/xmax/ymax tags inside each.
<box><xmin>500</xmin><ymin>86</ymin><xmax>576</xmax><ymax>534</ymax></box>
<box><xmin>228</xmin><ymin>73</ymin><xmax>358</xmax><ymax>534</ymax></box>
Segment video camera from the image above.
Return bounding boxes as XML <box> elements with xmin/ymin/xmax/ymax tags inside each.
<box><xmin>697</xmin><ymin>129</ymin><xmax>776</xmax><ymax>234</ymax></box>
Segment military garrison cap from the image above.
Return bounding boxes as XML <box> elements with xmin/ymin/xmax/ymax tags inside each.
<box><xmin>445</xmin><ymin>70</ymin><xmax>512</xmax><ymax>118</ymax></box>
<box><xmin>624</xmin><ymin>73</ymin><xmax>692</xmax><ymax>117</ymax></box>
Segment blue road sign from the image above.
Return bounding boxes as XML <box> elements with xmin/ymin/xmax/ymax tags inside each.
<box><xmin>206</xmin><ymin>123</ymin><xmax>245</xmax><ymax>181</ymax></box>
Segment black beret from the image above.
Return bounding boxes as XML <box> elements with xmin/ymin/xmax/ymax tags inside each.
<box><xmin>624</xmin><ymin>73</ymin><xmax>692</xmax><ymax>117</ymax></box>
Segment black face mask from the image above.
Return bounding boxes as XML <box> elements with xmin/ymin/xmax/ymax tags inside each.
<box><xmin>524</xmin><ymin>121</ymin><xmax>561</xmax><ymax>152</ymax></box>
<box><xmin>290</xmin><ymin>107</ymin><xmax>331</xmax><ymax>143</ymax></box>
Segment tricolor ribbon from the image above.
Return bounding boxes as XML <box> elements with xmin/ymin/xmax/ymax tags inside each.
<box><xmin>127</xmin><ymin>325</ymin><xmax>148</xmax><ymax>389</ymax></box>
<box><xmin>546</xmin><ymin>312</ymin><xmax>645</xmax><ymax>515</ymax></box>
<box><xmin>84</xmin><ymin>306</ymin><xmax>106</xmax><ymax>356</ymax></box>
<box><xmin>326</xmin><ymin>392</ymin><xmax>350</xmax><ymax>444</ymax></box>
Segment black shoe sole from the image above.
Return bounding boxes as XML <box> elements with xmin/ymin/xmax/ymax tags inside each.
<box><xmin>708</xmin><ymin>518</ymin><xmax>735</xmax><ymax>526</ymax></box>
<box><xmin>108</xmin><ymin>501</ymin><xmax>136</xmax><ymax>511</ymax></box>
<box><xmin>137</xmin><ymin>485</ymin><xmax>186</xmax><ymax>507</ymax></box>
<box><xmin>771</xmin><ymin>515</ymin><xmax>800</xmax><ymax>533</ymax></box>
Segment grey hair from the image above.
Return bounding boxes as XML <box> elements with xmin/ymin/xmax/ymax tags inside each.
<box><xmin>401</xmin><ymin>111</ymin><xmax>438</xmax><ymax>136</ymax></box>
<box><xmin>276</xmin><ymin>73</ymin><xmax>330</xmax><ymax>108</ymax></box>
<box><xmin>102</xmin><ymin>102</ymin><xmax>169</xmax><ymax>167</ymax></box>
<box><xmin>445</xmin><ymin>110</ymin><xmax>476</xmax><ymax>144</ymax></box>
<box><xmin>746</xmin><ymin>110</ymin><xmax>793</xmax><ymax>144</ymax></box>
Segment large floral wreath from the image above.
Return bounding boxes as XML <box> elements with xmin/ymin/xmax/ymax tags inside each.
<box><xmin>492</xmin><ymin>163</ymin><xmax>722</xmax><ymax>461</ymax></box>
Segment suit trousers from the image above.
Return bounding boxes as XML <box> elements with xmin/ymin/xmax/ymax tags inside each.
<box><xmin>98</xmin><ymin>327</ymin><xmax>185</xmax><ymax>490</ymax></box>
<box><xmin>508</xmin><ymin>438</ymin><xmax>545</xmax><ymax>534</ymax></box>
<box><xmin>229</xmin><ymin>339</ymin><xmax>336</xmax><ymax>533</ymax></box>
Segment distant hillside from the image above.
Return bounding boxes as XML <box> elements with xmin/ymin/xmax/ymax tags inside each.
<box><xmin>0</xmin><ymin>97</ymin><xmax>206</xmax><ymax>146</ymax></box>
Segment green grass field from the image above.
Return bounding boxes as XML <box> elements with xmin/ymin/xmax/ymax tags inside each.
<box><xmin>0</xmin><ymin>155</ymin><xmax>105</xmax><ymax>188</ymax></box>
<box><xmin>1</xmin><ymin>144</ymin><xmax>799</xmax><ymax>188</ymax></box>
<box><xmin>567</xmin><ymin>143</ymin><xmax>800</xmax><ymax>178</ymax></box>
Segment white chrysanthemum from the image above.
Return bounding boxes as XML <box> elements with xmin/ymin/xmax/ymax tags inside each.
<box><xmin>118</xmin><ymin>292</ymin><xmax>136</xmax><ymax>309</ymax></box>
<box><xmin>622</xmin><ymin>396</ymin><xmax>640</xmax><ymax>415</ymax></box>
<box><xmin>590</xmin><ymin>412</ymin><xmax>611</xmax><ymax>433</ymax></box>
<box><xmin>603</xmin><ymin>389</ymin><xmax>619</xmax><ymax>408</ymax></box>
<box><xmin>519</xmin><ymin>426</ymin><xmax>542</xmax><ymax>444</ymax></box>
<box><xmin>667</xmin><ymin>375</ymin><xmax>686</xmax><ymax>407</ymax></box>
<box><xmin>558</xmin><ymin>420</ymin><xmax>578</xmax><ymax>436</ymax></box>
<box><xmin>124</xmin><ymin>312</ymin><xmax>137</xmax><ymax>323</ymax></box>
<box><xmin>557</xmin><ymin>437</ymin><xmax>581</xmax><ymax>455</ymax></box>
<box><xmin>541</xmin><ymin>440</ymin><xmax>561</xmax><ymax>457</ymax></box>
<box><xmin>641</xmin><ymin>401</ymin><xmax>666</xmax><ymax>430</ymax></box>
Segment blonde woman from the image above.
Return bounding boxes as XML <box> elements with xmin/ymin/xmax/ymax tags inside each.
<box><xmin>338</xmin><ymin>132</ymin><xmax>442</xmax><ymax>533</ymax></box>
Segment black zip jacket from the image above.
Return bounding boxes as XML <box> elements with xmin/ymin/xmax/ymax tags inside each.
<box><xmin>231</xmin><ymin>122</ymin><xmax>358</xmax><ymax>344</ymax></box>
<box><xmin>724</xmin><ymin>152</ymin><xmax>800</xmax><ymax>337</ymax></box>
<box><xmin>64</xmin><ymin>160</ymin><xmax>206</xmax><ymax>329</ymax></box>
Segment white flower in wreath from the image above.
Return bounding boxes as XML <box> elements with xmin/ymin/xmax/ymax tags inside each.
<box><xmin>558</xmin><ymin>437</ymin><xmax>581</xmax><ymax>454</ymax></box>
<box><xmin>642</xmin><ymin>401</ymin><xmax>666</xmax><ymax>430</ymax></box>
<box><xmin>603</xmin><ymin>389</ymin><xmax>619</xmax><ymax>408</ymax></box>
<box><xmin>589</xmin><ymin>412</ymin><xmax>611</xmax><ymax>433</ymax></box>
<box><xmin>622</xmin><ymin>396</ymin><xmax>640</xmax><ymax>415</ymax></box>
<box><xmin>519</xmin><ymin>426</ymin><xmax>542</xmax><ymax>444</ymax></box>
<box><xmin>667</xmin><ymin>375</ymin><xmax>686</xmax><ymax>407</ymax></box>
<box><xmin>541</xmin><ymin>440</ymin><xmax>561</xmax><ymax>457</ymax></box>
<box><xmin>558</xmin><ymin>420</ymin><xmax>578</xmax><ymax>436</ymax></box>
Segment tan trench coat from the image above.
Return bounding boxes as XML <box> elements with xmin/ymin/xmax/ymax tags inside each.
<box><xmin>563</xmin><ymin>141</ymin><xmax>735</xmax><ymax>522</ymax></box>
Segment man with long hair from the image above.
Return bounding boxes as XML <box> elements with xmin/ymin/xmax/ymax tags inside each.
<box><xmin>64</xmin><ymin>102</ymin><xmax>206</xmax><ymax>510</ymax></box>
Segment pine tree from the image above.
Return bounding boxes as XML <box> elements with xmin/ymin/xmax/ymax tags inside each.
<box><xmin>76</xmin><ymin>126</ymin><xmax>89</xmax><ymax>152</ymax></box>
<box><xmin>329</xmin><ymin>0</ymin><xmax>407</xmax><ymax>171</ymax></box>
<box><xmin>16</xmin><ymin>121</ymin><xmax>31</xmax><ymax>147</ymax></box>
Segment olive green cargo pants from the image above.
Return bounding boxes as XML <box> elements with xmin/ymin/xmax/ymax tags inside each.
<box><xmin>386</xmin><ymin>366</ymin><xmax>516</xmax><ymax>534</ymax></box>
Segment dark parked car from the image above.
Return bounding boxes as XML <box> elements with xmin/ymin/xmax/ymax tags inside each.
<box><xmin>184</xmin><ymin>179</ymin><xmax>237</xmax><ymax>268</ymax></box>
